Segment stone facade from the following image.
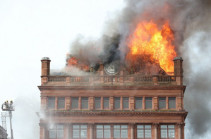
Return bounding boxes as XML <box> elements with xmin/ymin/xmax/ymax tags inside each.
<box><xmin>38</xmin><ymin>57</ymin><xmax>187</xmax><ymax>139</ymax></box>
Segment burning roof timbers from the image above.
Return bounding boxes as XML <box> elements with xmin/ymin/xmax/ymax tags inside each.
<box><xmin>66</xmin><ymin>20</ymin><xmax>177</xmax><ymax>76</ymax></box>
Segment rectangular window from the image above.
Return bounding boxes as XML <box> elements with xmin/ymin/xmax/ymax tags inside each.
<box><xmin>48</xmin><ymin>97</ymin><xmax>55</xmax><ymax>109</ymax></box>
<box><xmin>103</xmin><ymin>97</ymin><xmax>109</xmax><ymax>109</ymax></box>
<box><xmin>135</xmin><ymin>97</ymin><xmax>142</xmax><ymax>109</ymax></box>
<box><xmin>114</xmin><ymin>125</ymin><xmax>128</xmax><ymax>138</ymax></box>
<box><xmin>145</xmin><ymin>97</ymin><xmax>152</xmax><ymax>109</ymax></box>
<box><xmin>95</xmin><ymin>97</ymin><xmax>101</xmax><ymax>109</ymax></box>
<box><xmin>49</xmin><ymin>124</ymin><xmax>64</xmax><ymax>139</ymax></box>
<box><xmin>159</xmin><ymin>97</ymin><xmax>166</xmax><ymax>109</ymax></box>
<box><xmin>81</xmin><ymin>97</ymin><xmax>88</xmax><ymax>109</ymax></box>
<box><xmin>123</xmin><ymin>97</ymin><xmax>129</xmax><ymax>109</ymax></box>
<box><xmin>73</xmin><ymin>125</ymin><xmax>87</xmax><ymax>139</ymax></box>
<box><xmin>96</xmin><ymin>125</ymin><xmax>111</xmax><ymax>139</ymax></box>
<box><xmin>161</xmin><ymin>125</ymin><xmax>175</xmax><ymax>139</ymax></box>
<box><xmin>137</xmin><ymin>125</ymin><xmax>151</xmax><ymax>139</ymax></box>
<box><xmin>114</xmin><ymin>97</ymin><xmax>120</xmax><ymax>109</ymax></box>
<box><xmin>71</xmin><ymin>97</ymin><xmax>79</xmax><ymax>109</ymax></box>
<box><xmin>169</xmin><ymin>97</ymin><xmax>176</xmax><ymax>109</ymax></box>
<box><xmin>58</xmin><ymin>97</ymin><xmax>65</xmax><ymax>109</ymax></box>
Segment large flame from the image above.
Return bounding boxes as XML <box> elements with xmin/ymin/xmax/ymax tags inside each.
<box><xmin>126</xmin><ymin>20</ymin><xmax>177</xmax><ymax>73</ymax></box>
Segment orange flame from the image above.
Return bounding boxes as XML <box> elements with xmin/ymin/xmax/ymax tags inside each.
<box><xmin>68</xmin><ymin>57</ymin><xmax>89</xmax><ymax>71</ymax></box>
<box><xmin>126</xmin><ymin>20</ymin><xmax>177</xmax><ymax>73</ymax></box>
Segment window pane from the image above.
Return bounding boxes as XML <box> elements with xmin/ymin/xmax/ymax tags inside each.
<box><xmin>137</xmin><ymin>129</ymin><xmax>144</xmax><ymax>138</ymax></box>
<box><xmin>161</xmin><ymin>129</ymin><xmax>167</xmax><ymax>138</ymax></box>
<box><xmin>135</xmin><ymin>97</ymin><xmax>142</xmax><ymax>109</ymax></box>
<box><xmin>159</xmin><ymin>97</ymin><xmax>166</xmax><ymax>109</ymax></box>
<box><xmin>96</xmin><ymin>125</ymin><xmax>103</xmax><ymax>128</ymax></box>
<box><xmin>48</xmin><ymin>97</ymin><xmax>55</xmax><ymax>109</ymax></box>
<box><xmin>114</xmin><ymin>129</ymin><xmax>120</xmax><ymax>138</ymax></box>
<box><xmin>145</xmin><ymin>129</ymin><xmax>151</xmax><ymax>138</ymax></box>
<box><xmin>71</xmin><ymin>97</ymin><xmax>78</xmax><ymax>109</ymax></box>
<box><xmin>104</xmin><ymin>129</ymin><xmax>111</xmax><ymax>138</ymax></box>
<box><xmin>73</xmin><ymin>130</ymin><xmax>79</xmax><ymax>138</ymax></box>
<box><xmin>114</xmin><ymin>97</ymin><xmax>120</xmax><ymax>109</ymax></box>
<box><xmin>123</xmin><ymin>97</ymin><xmax>129</xmax><ymax>109</ymax></box>
<box><xmin>145</xmin><ymin>97</ymin><xmax>152</xmax><ymax>109</ymax></box>
<box><xmin>82</xmin><ymin>97</ymin><xmax>88</xmax><ymax>109</ymax></box>
<box><xmin>121</xmin><ymin>129</ymin><xmax>128</xmax><ymax>138</ymax></box>
<box><xmin>103</xmin><ymin>97</ymin><xmax>109</xmax><ymax>109</ymax></box>
<box><xmin>95</xmin><ymin>97</ymin><xmax>101</xmax><ymax>109</ymax></box>
<box><xmin>97</xmin><ymin>129</ymin><xmax>103</xmax><ymax>138</ymax></box>
<box><xmin>81</xmin><ymin>129</ymin><xmax>87</xmax><ymax>138</ymax></box>
<box><xmin>49</xmin><ymin>130</ymin><xmax>56</xmax><ymax>138</ymax></box>
<box><xmin>168</xmin><ymin>129</ymin><xmax>175</xmax><ymax>138</ymax></box>
<box><xmin>58</xmin><ymin>97</ymin><xmax>65</xmax><ymax>109</ymax></box>
<box><xmin>169</xmin><ymin>97</ymin><xmax>176</xmax><ymax>109</ymax></box>
<box><xmin>57</xmin><ymin>130</ymin><xmax>64</xmax><ymax>138</ymax></box>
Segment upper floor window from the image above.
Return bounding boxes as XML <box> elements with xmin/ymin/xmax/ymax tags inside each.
<box><xmin>145</xmin><ymin>97</ymin><xmax>152</xmax><ymax>109</ymax></box>
<box><xmin>103</xmin><ymin>97</ymin><xmax>109</xmax><ymax>109</ymax></box>
<box><xmin>49</xmin><ymin>124</ymin><xmax>64</xmax><ymax>139</ymax></box>
<box><xmin>95</xmin><ymin>97</ymin><xmax>101</xmax><ymax>109</ymax></box>
<box><xmin>135</xmin><ymin>97</ymin><xmax>142</xmax><ymax>109</ymax></box>
<box><xmin>168</xmin><ymin>97</ymin><xmax>176</xmax><ymax>109</ymax></box>
<box><xmin>81</xmin><ymin>97</ymin><xmax>88</xmax><ymax>109</ymax></box>
<box><xmin>96</xmin><ymin>125</ymin><xmax>111</xmax><ymax>139</ymax></box>
<box><xmin>137</xmin><ymin>125</ymin><xmax>151</xmax><ymax>139</ymax></box>
<box><xmin>123</xmin><ymin>97</ymin><xmax>129</xmax><ymax>109</ymax></box>
<box><xmin>73</xmin><ymin>125</ymin><xmax>87</xmax><ymax>139</ymax></box>
<box><xmin>48</xmin><ymin>97</ymin><xmax>55</xmax><ymax>109</ymax></box>
<box><xmin>114</xmin><ymin>97</ymin><xmax>120</xmax><ymax>109</ymax></box>
<box><xmin>160</xmin><ymin>125</ymin><xmax>175</xmax><ymax>139</ymax></box>
<box><xmin>71</xmin><ymin>97</ymin><xmax>79</xmax><ymax>109</ymax></box>
<box><xmin>159</xmin><ymin>97</ymin><xmax>166</xmax><ymax>109</ymax></box>
<box><xmin>114</xmin><ymin>125</ymin><xmax>128</xmax><ymax>138</ymax></box>
<box><xmin>57</xmin><ymin>97</ymin><xmax>65</xmax><ymax>109</ymax></box>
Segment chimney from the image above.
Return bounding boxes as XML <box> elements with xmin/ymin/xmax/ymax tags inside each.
<box><xmin>173</xmin><ymin>57</ymin><xmax>183</xmax><ymax>85</ymax></box>
<box><xmin>41</xmin><ymin>57</ymin><xmax>51</xmax><ymax>85</ymax></box>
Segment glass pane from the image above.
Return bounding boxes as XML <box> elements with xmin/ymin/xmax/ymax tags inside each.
<box><xmin>123</xmin><ymin>97</ymin><xmax>129</xmax><ymax>109</ymax></box>
<box><xmin>114</xmin><ymin>97</ymin><xmax>120</xmax><ymax>109</ymax></box>
<box><xmin>58</xmin><ymin>97</ymin><xmax>65</xmax><ymax>109</ymax></box>
<box><xmin>161</xmin><ymin>129</ymin><xmax>167</xmax><ymax>138</ymax></box>
<box><xmin>103</xmin><ymin>97</ymin><xmax>109</xmax><ymax>109</ymax></box>
<box><xmin>97</xmin><ymin>129</ymin><xmax>103</xmax><ymax>138</ymax></box>
<box><xmin>49</xmin><ymin>130</ymin><xmax>56</xmax><ymax>138</ymax></box>
<box><xmin>145</xmin><ymin>125</ymin><xmax>151</xmax><ymax>129</ymax></box>
<box><xmin>104</xmin><ymin>125</ymin><xmax>110</xmax><ymax>129</ymax></box>
<box><xmin>159</xmin><ymin>97</ymin><xmax>166</xmax><ymax>109</ymax></box>
<box><xmin>48</xmin><ymin>97</ymin><xmax>55</xmax><ymax>109</ymax></box>
<box><xmin>81</xmin><ymin>97</ymin><xmax>88</xmax><ymax>109</ymax></box>
<box><xmin>121</xmin><ymin>129</ymin><xmax>128</xmax><ymax>138</ymax></box>
<box><xmin>57</xmin><ymin>130</ymin><xmax>64</xmax><ymax>138</ymax></box>
<box><xmin>145</xmin><ymin>97</ymin><xmax>152</xmax><ymax>109</ymax></box>
<box><xmin>137</xmin><ymin>129</ymin><xmax>144</xmax><ymax>138</ymax></box>
<box><xmin>135</xmin><ymin>97</ymin><xmax>142</xmax><ymax>109</ymax></box>
<box><xmin>168</xmin><ymin>129</ymin><xmax>175</xmax><ymax>138</ymax></box>
<box><xmin>71</xmin><ymin>97</ymin><xmax>79</xmax><ymax>109</ymax></box>
<box><xmin>114</xmin><ymin>125</ymin><xmax>120</xmax><ymax>129</ymax></box>
<box><xmin>161</xmin><ymin>125</ymin><xmax>167</xmax><ymax>128</ymax></box>
<box><xmin>145</xmin><ymin>129</ymin><xmax>151</xmax><ymax>138</ymax></box>
<box><xmin>95</xmin><ymin>97</ymin><xmax>101</xmax><ymax>109</ymax></box>
<box><xmin>73</xmin><ymin>130</ymin><xmax>79</xmax><ymax>138</ymax></box>
<box><xmin>81</xmin><ymin>125</ymin><xmax>87</xmax><ymax>129</ymax></box>
<box><xmin>96</xmin><ymin>125</ymin><xmax>103</xmax><ymax>128</ymax></box>
<box><xmin>121</xmin><ymin>125</ymin><xmax>128</xmax><ymax>129</ymax></box>
<box><xmin>169</xmin><ymin>97</ymin><xmax>176</xmax><ymax>109</ymax></box>
<box><xmin>104</xmin><ymin>129</ymin><xmax>111</xmax><ymax>138</ymax></box>
<box><xmin>114</xmin><ymin>129</ymin><xmax>120</xmax><ymax>138</ymax></box>
<box><xmin>168</xmin><ymin>125</ymin><xmax>175</xmax><ymax>128</ymax></box>
<box><xmin>81</xmin><ymin>129</ymin><xmax>87</xmax><ymax>138</ymax></box>
<box><xmin>137</xmin><ymin>125</ymin><xmax>144</xmax><ymax>128</ymax></box>
<box><xmin>73</xmin><ymin>125</ymin><xmax>79</xmax><ymax>129</ymax></box>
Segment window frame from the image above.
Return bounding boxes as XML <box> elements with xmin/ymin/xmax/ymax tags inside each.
<box><xmin>160</xmin><ymin>125</ymin><xmax>175</xmax><ymax>139</ymax></box>
<box><xmin>57</xmin><ymin>97</ymin><xmax>65</xmax><ymax>110</ymax></box>
<box><xmin>168</xmin><ymin>97</ymin><xmax>176</xmax><ymax>109</ymax></box>
<box><xmin>72</xmin><ymin>124</ymin><xmax>88</xmax><ymax>139</ymax></box>
<box><xmin>96</xmin><ymin>124</ymin><xmax>111</xmax><ymax>139</ymax></box>
<box><xmin>145</xmin><ymin>97</ymin><xmax>152</xmax><ymax>109</ymax></box>
<box><xmin>158</xmin><ymin>97</ymin><xmax>166</xmax><ymax>110</ymax></box>
<box><xmin>137</xmin><ymin>124</ymin><xmax>152</xmax><ymax>139</ymax></box>
<box><xmin>114</xmin><ymin>97</ymin><xmax>121</xmax><ymax>110</ymax></box>
<box><xmin>103</xmin><ymin>97</ymin><xmax>109</xmax><ymax>109</ymax></box>
<box><xmin>81</xmin><ymin>97</ymin><xmax>89</xmax><ymax>110</ymax></box>
<box><xmin>135</xmin><ymin>97</ymin><xmax>143</xmax><ymax>110</ymax></box>
<box><xmin>113</xmin><ymin>124</ymin><xmax>128</xmax><ymax>139</ymax></box>
<box><xmin>48</xmin><ymin>124</ymin><xmax>64</xmax><ymax>139</ymax></box>
<box><xmin>122</xmin><ymin>97</ymin><xmax>129</xmax><ymax>110</ymax></box>
<box><xmin>47</xmin><ymin>97</ymin><xmax>56</xmax><ymax>110</ymax></box>
<box><xmin>95</xmin><ymin>97</ymin><xmax>101</xmax><ymax>110</ymax></box>
<box><xmin>71</xmin><ymin>97</ymin><xmax>79</xmax><ymax>110</ymax></box>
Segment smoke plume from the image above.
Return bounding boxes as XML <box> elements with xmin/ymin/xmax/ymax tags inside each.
<box><xmin>69</xmin><ymin>0</ymin><xmax>211</xmax><ymax>138</ymax></box>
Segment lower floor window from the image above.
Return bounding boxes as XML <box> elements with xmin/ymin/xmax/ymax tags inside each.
<box><xmin>96</xmin><ymin>125</ymin><xmax>111</xmax><ymax>138</ymax></box>
<box><xmin>114</xmin><ymin>125</ymin><xmax>128</xmax><ymax>138</ymax></box>
<box><xmin>137</xmin><ymin>125</ymin><xmax>151</xmax><ymax>139</ymax></box>
<box><xmin>73</xmin><ymin>125</ymin><xmax>87</xmax><ymax>139</ymax></box>
<box><xmin>161</xmin><ymin>125</ymin><xmax>175</xmax><ymax>139</ymax></box>
<box><xmin>49</xmin><ymin>124</ymin><xmax>64</xmax><ymax>139</ymax></box>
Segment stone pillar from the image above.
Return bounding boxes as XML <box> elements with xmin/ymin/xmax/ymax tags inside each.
<box><xmin>89</xmin><ymin>97</ymin><xmax>94</xmax><ymax>110</ymax></box>
<box><xmin>64</xmin><ymin>124</ymin><xmax>70</xmax><ymax>139</ymax></box>
<box><xmin>130</xmin><ymin>124</ymin><xmax>135</xmax><ymax>139</ymax></box>
<box><xmin>89</xmin><ymin>124</ymin><xmax>94</xmax><ymax>139</ymax></box>
<box><xmin>152</xmin><ymin>123</ymin><xmax>159</xmax><ymax>139</ymax></box>
<box><xmin>153</xmin><ymin>97</ymin><xmax>158</xmax><ymax>110</ymax></box>
<box><xmin>65</xmin><ymin>97</ymin><xmax>70</xmax><ymax>110</ymax></box>
<box><xmin>110</xmin><ymin>97</ymin><xmax>114</xmax><ymax>110</ymax></box>
<box><xmin>129</xmin><ymin>97</ymin><xmax>135</xmax><ymax>110</ymax></box>
<box><xmin>40</xmin><ymin>124</ymin><xmax>46</xmax><ymax>139</ymax></box>
<box><xmin>173</xmin><ymin>57</ymin><xmax>183</xmax><ymax>85</ymax></box>
<box><xmin>41</xmin><ymin>96</ymin><xmax>47</xmax><ymax>110</ymax></box>
<box><xmin>177</xmin><ymin>123</ymin><xmax>185</xmax><ymax>139</ymax></box>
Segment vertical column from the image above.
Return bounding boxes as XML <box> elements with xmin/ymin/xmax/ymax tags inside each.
<box><xmin>166</xmin><ymin>97</ymin><xmax>169</xmax><ymax>109</ymax></box>
<box><xmin>120</xmin><ymin>97</ymin><xmax>123</xmax><ymax>110</ymax></box>
<box><xmin>152</xmin><ymin>123</ymin><xmax>159</xmax><ymax>139</ymax></box>
<box><xmin>101</xmin><ymin>97</ymin><xmax>103</xmax><ymax>110</ymax></box>
<box><xmin>173</xmin><ymin>57</ymin><xmax>183</xmax><ymax>85</ymax></box>
<box><xmin>40</xmin><ymin>124</ymin><xmax>46</xmax><ymax>139</ymax></box>
<box><xmin>55</xmin><ymin>97</ymin><xmax>58</xmax><ymax>110</ymax></box>
<box><xmin>153</xmin><ymin>97</ymin><xmax>158</xmax><ymax>110</ymax></box>
<box><xmin>41</xmin><ymin>96</ymin><xmax>47</xmax><ymax>110</ymax></box>
<box><xmin>130</xmin><ymin>124</ymin><xmax>135</xmax><ymax>139</ymax></box>
<box><xmin>129</xmin><ymin>97</ymin><xmax>134</xmax><ymax>110</ymax></box>
<box><xmin>177</xmin><ymin>123</ymin><xmax>185</xmax><ymax>139</ymax></box>
<box><xmin>64</xmin><ymin>124</ymin><xmax>70</xmax><ymax>139</ymax></box>
<box><xmin>143</xmin><ymin>97</ymin><xmax>145</xmax><ymax>110</ymax></box>
<box><xmin>65</xmin><ymin>97</ymin><xmax>70</xmax><ymax>110</ymax></box>
<box><xmin>79</xmin><ymin>97</ymin><xmax>81</xmax><ymax>110</ymax></box>
<box><xmin>110</xmin><ymin>97</ymin><xmax>114</xmax><ymax>110</ymax></box>
<box><xmin>89</xmin><ymin>124</ymin><xmax>94</xmax><ymax>139</ymax></box>
<box><xmin>89</xmin><ymin>97</ymin><xmax>94</xmax><ymax>110</ymax></box>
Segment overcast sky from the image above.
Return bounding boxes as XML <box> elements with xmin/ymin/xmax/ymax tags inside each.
<box><xmin>0</xmin><ymin>0</ymin><xmax>124</xmax><ymax>138</ymax></box>
<box><xmin>0</xmin><ymin>0</ymin><xmax>210</xmax><ymax>139</ymax></box>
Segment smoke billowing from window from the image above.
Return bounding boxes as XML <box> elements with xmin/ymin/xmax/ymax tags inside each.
<box><xmin>69</xmin><ymin>0</ymin><xmax>211</xmax><ymax>138</ymax></box>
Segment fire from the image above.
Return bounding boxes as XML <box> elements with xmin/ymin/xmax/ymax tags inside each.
<box><xmin>126</xmin><ymin>20</ymin><xmax>176</xmax><ymax>73</ymax></box>
<box><xmin>67</xmin><ymin>57</ymin><xmax>89</xmax><ymax>71</ymax></box>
